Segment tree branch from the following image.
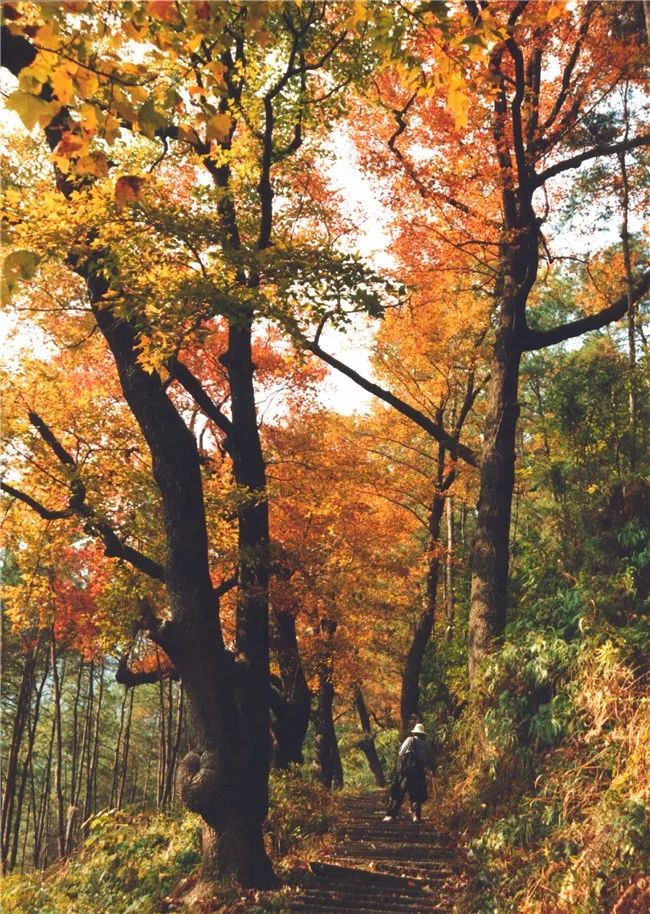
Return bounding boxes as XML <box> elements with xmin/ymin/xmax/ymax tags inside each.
<box><xmin>1</xmin><ymin>483</ymin><xmax>72</xmax><ymax>520</ymax></box>
<box><xmin>215</xmin><ymin>575</ymin><xmax>238</xmax><ymax>600</ymax></box>
<box><xmin>169</xmin><ymin>359</ymin><xmax>234</xmax><ymax>445</ymax></box>
<box><xmin>541</xmin><ymin>5</ymin><xmax>594</xmax><ymax>136</ymax></box>
<box><xmin>522</xmin><ymin>270</ymin><xmax>650</xmax><ymax>350</ymax></box>
<box><xmin>304</xmin><ymin>340</ymin><xmax>479</xmax><ymax>468</ymax></box>
<box><xmin>116</xmin><ymin>654</ymin><xmax>179</xmax><ymax>687</ymax></box>
<box><xmin>12</xmin><ymin>411</ymin><xmax>166</xmax><ymax>581</ymax></box>
<box><xmin>535</xmin><ymin>135</ymin><xmax>650</xmax><ymax>186</ymax></box>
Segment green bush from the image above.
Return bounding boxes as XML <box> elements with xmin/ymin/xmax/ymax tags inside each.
<box><xmin>1</xmin><ymin>809</ymin><xmax>202</xmax><ymax>914</ymax></box>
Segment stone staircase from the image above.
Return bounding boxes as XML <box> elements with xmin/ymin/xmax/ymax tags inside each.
<box><xmin>287</xmin><ymin>790</ymin><xmax>462</xmax><ymax>914</ymax></box>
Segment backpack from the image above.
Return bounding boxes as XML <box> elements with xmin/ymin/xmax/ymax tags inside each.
<box><xmin>400</xmin><ymin>737</ymin><xmax>419</xmax><ymax>773</ymax></box>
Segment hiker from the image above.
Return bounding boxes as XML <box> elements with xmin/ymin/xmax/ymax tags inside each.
<box><xmin>382</xmin><ymin>723</ymin><xmax>435</xmax><ymax>823</ymax></box>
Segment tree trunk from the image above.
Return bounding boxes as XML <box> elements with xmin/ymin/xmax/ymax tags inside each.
<box><xmin>618</xmin><ymin>90</ymin><xmax>638</xmax><ymax>470</ymax></box>
<box><xmin>467</xmin><ymin>319</ymin><xmax>522</xmax><ymax>686</ymax></box>
<box><xmin>353</xmin><ymin>686</ymin><xmax>385</xmax><ymax>787</ymax></box>
<box><xmin>50</xmin><ymin>632</ymin><xmax>66</xmax><ymax>860</ymax></box>
<box><xmin>445</xmin><ymin>496</ymin><xmax>455</xmax><ymax>640</ymax></box>
<box><xmin>1</xmin><ymin>638</ymin><xmax>39</xmax><ymax>871</ymax></box>
<box><xmin>9</xmin><ymin>645</ymin><xmax>49</xmax><ymax>871</ymax></box>
<box><xmin>157</xmin><ymin>667</ymin><xmax>167</xmax><ymax>807</ymax></box>
<box><xmin>86</xmin><ymin>659</ymin><xmax>105</xmax><ymax>827</ymax></box>
<box><xmin>117</xmin><ymin>688</ymin><xmax>134</xmax><ymax>810</ymax></box>
<box><xmin>400</xmin><ymin>492</ymin><xmax>445</xmax><ymax>735</ymax></box>
<box><xmin>313</xmin><ymin>619</ymin><xmax>343</xmax><ymax>789</ymax></box>
<box><xmin>34</xmin><ymin>699</ymin><xmax>56</xmax><ymax>867</ymax></box>
<box><xmin>110</xmin><ymin>687</ymin><xmax>128</xmax><ymax>808</ymax></box>
<box><xmin>270</xmin><ymin>607</ymin><xmax>311</xmax><ymax>768</ymax></box>
<box><xmin>65</xmin><ymin>658</ymin><xmax>94</xmax><ymax>854</ymax></box>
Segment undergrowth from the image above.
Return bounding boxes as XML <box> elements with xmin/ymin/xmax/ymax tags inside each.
<box><xmin>0</xmin><ymin>771</ymin><xmax>338</xmax><ymax>914</ymax></box>
<box><xmin>435</xmin><ymin>596</ymin><xmax>650</xmax><ymax>914</ymax></box>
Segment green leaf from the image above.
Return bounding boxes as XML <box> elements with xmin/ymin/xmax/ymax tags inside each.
<box><xmin>5</xmin><ymin>90</ymin><xmax>56</xmax><ymax>132</ymax></box>
<box><xmin>137</xmin><ymin>99</ymin><xmax>168</xmax><ymax>139</ymax></box>
<box><xmin>2</xmin><ymin>250</ymin><xmax>40</xmax><ymax>304</ymax></box>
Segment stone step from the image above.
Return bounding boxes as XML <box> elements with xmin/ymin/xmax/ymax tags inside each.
<box><xmin>289</xmin><ymin>900</ymin><xmax>452</xmax><ymax>914</ymax></box>
<box><xmin>309</xmin><ymin>861</ymin><xmax>425</xmax><ymax>887</ymax></box>
<box><xmin>285</xmin><ymin>794</ymin><xmax>461</xmax><ymax>913</ymax></box>
<box><xmin>332</xmin><ymin>847</ymin><xmax>452</xmax><ymax>862</ymax></box>
<box><xmin>325</xmin><ymin>862</ymin><xmax>454</xmax><ymax>882</ymax></box>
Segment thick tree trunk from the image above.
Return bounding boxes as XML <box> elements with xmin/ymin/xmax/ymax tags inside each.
<box><xmin>468</xmin><ymin>321</ymin><xmax>522</xmax><ymax>686</ymax></box>
<box><xmin>93</xmin><ymin>300</ymin><xmax>276</xmax><ymax>888</ymax></box>
<box><xmin>353</xmin><ymin>686</ymin><xmax>385</xmax><ymax>787</ymax></box>
<box><xmin>400</xmin><ymin>493</ymin><xmax>445</xmax><ymax>735</ymax></box>
<box><xmin>313</xmin><ymin>619</ymin><xmax>343</xmax><ymax>789</ymax></box>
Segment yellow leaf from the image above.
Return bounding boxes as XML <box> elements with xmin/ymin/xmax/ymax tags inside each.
<box><xmin>345</xmin><ymin>1</ymin><xmax>367</xmax><ymax>29</ymax></box>
<box><xmin>186</xmin><ymin>33</ymin><xmax>203</xmax><ymax>53</ymax></box>
<box><xmin>51</xmin><ymin>64</ymin><xmax>77</xmax><ymax>105</ymax></box>
<box><xmin>75</xmin><ymin>151</ymin><xmax>109</xmax><ymax>177</ymax></box>
<box><xmin>74</xmin><ymin>66</ymin><xmax>100</xmax><ymax>100</ymax></box>
<box><xmin>447</xmin><ymin>75</ymin><xmax>470</xmax><ymax>130</ymax></box>
<box><xmin>1</xmin><ymin>250</ymin><xmax>40</xmax><ymax>305</ymax></box>
<box><xmin>79</xmin><ymin>102</ymin><xmax>99</xmax><ymax>134</ymax></box>
<box><xmin>205</xmin><ymin>112</ymin><xmax>233</xmax><ymax>143</ymax></box>
<box><xmin>546</xmin><ymin>2</ymin><xmax>565</xmax><ymax>21</ymax></box>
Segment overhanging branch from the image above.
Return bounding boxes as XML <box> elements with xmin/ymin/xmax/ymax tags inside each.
<box><xmin>304</xmin><ymin>339</ymin><xmax>479</xmax><ymax>468</ymax></box>
<box><xmin>535</xmin><ymin>135</ymin><xmax>650</xmax><ymax>186</ymax></box>
<box><xmin>522</xmin><ymin>270</ymin><xmax>650</xmax><ymax>350</ymax></box>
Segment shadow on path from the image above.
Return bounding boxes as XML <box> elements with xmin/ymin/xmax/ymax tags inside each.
<box><xmin>287</xmin><ymin>789</ymin><xmax>464</xmax><ymax>914</ymax></box>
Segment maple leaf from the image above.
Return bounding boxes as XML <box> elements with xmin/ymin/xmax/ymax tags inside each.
<box><xmin>1</xmin><ymin>250</ymin><xmax>40</xmax><ymax>304</ymax></box>
<box><xmin>5</xmin><ymin>91</ymin><xmax>59</xmax><ymax>132</ymax></box>
<box><xmin>146</xmin><ymin>1</ymin><xmax>180</xmax><ymax>23</ymax></box>
<box><xmin>115</xmin><ymin>176</ymin><xmax>144</xmax><ymax>211</ymax></box>
<box><xmin>206</xmin><ymin>112</ymin><xmax>233</xmax><ymax>144</ymax></box>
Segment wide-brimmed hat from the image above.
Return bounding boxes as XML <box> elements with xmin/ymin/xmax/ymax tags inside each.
<box><xmin>411</xmin><ymin>723</ymin><xmax>426</xmax><ymax>735</ymax></box>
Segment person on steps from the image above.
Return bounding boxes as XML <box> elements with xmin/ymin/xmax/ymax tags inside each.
<box><xmin>382</xmin><ymin>723</ymin><xmax>435</xmax><ymax>823</ymax></box>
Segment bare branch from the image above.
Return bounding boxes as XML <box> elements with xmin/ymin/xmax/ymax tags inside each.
<box><xmin>215</xmin><ymin>575</ymin><xmax>238</xmax><ymax>600</ymax></box>
<box><xmin>170</xmin><ymin>359</ymin><xmax>234</xmax><ymax>444</ymax></box>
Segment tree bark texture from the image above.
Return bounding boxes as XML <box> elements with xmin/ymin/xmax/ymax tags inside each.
<box><xmin>400</xmin><ymin>492</ymin><xmax>445</xmax><ymax>735</ymax></box>
<box><xmin>353</xmin><ymin>686</ymin><xmax>385</xmax><ymax>787</ymax></box>
<box><xmin>270</xmin><ymin>607</ymin><xmax>311</xmax><ymax>768</ymax></box>
<box><xmin>313</xmin><ymin>620</ymin><xmax>343</xmax><ymax>789</ymax></box>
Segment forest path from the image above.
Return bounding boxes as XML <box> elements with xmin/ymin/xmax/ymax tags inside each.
<box><xmin>287</xmin><ymin>790</ymin><xmax>463</xmax><ymax>914</ymax></box>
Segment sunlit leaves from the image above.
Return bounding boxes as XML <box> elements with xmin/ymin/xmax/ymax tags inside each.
<box><xmin>115</xmin><ymin>175</ymin><xmax>145</xmax><ymax>212</ymax></box>
<box><xmin>1</xmin><ymin>249</ymin><xmax>40</xmax><ymax>304</ymax></box>
<box><xmin>5</xmin><ymin>90</ymin><xmax>60</xmax><ymax>132</ymax></box>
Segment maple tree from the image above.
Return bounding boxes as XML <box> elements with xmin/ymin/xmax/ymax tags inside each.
<box><xmin>0</xmin><ymin>0</ymin><xmax>395</xmax><ymax>887</ymax></box>
<box><xmin>1</xmin><ymin>3</ymin><xmax>649</xmax><ymax>906</ymax></box>
<box><xmin>322</xmin><ymin>0</ymin><xmax>650</xmax><ymax>688</ymax></box>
